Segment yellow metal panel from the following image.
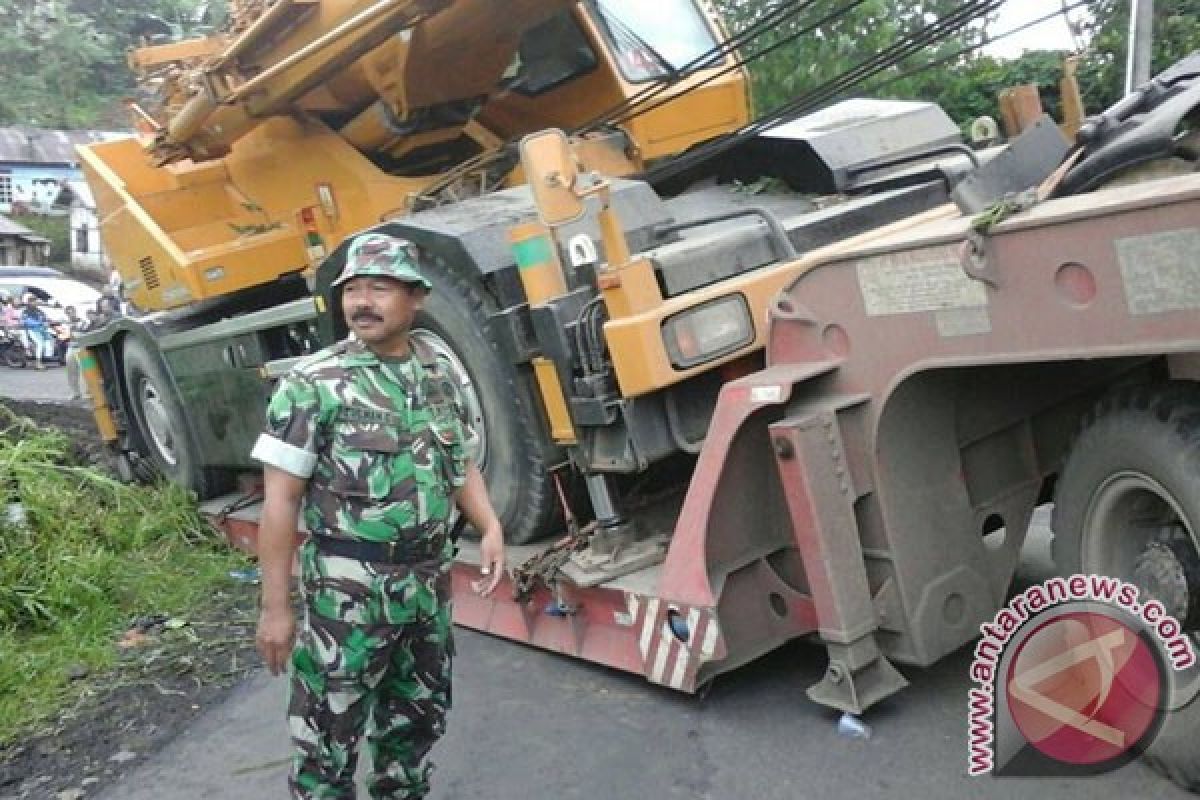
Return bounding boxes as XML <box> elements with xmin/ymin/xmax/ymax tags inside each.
<box><xmin>128</xmin><ymin>36</ymin><xmax>226</xmax><ymax>70</ymax></box>
<box><xmin>82</xmin><ymin>118</ymin><xmax>444</xmax><ymax>312</ymax></box>
<box><xmin>574</xmin><ymin>134</ymin><xmax>639</xmax><ymax>179</ymax></box>
<box><xmin>599</xmin><ymin>258</ymin><xmax>661</xmax><ymax>318</ymax></box>
<box><xmin>78</xmin><ymin>349</ymin><xmax>118</xmax><ymax>442</ymax></box>
<box><xmin>625</xmin><ymin>78</ymin><xmax>750</xmax><ymax>162</ymax></box>
<box><xmin>510</xmin><ymin>223</ymin><xmax>568</xmax><ymax>304</ymax></box>
<box><xmin>168</xmin><ymin>160</ymin><xmax>231</xmax><ymax>190</ymax></box>
<box><xmin>604</xmin><ymin>205</ymin><xmax>962</xmax><ymax>397</ymax></box>
<box><xmin>532</xmin><ymin>357</ymin><xmax>576</xmax><ymax>444</ymax></box>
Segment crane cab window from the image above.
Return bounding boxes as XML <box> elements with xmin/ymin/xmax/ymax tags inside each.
<box><xmin>507</xmin><ymin>12</ymin><xmax>599</xmax><ymax>97</ymax></box>
<box><xmin>591</xmin><ymin>0</ymin><xmax>720</xmax><ymax>83</ymax></box>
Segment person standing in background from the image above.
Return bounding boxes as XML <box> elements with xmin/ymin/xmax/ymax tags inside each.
<box><xmin>63</xmin><ymin>305</ymin><xmax>90</xmax><ymax>401</ymax></box>
<box><xmin>20</xmin><ymin>294</ymin><xmax>54</xmax><ymax>370</ymax></box>
<box><xmin>0</xmin><ymin>291</ymin><xmax>19</xmax><ymax>330</ymax></box>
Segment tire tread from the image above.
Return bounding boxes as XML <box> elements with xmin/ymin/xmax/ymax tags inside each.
<box><xmin>429</xmin><ymin>258</ymin><xmax>555</xmax><ymax>544</ymax></box>
<box><xmin>1052</xmin><ymin>380</ymin><xmax>1200</xmax><ymax>792</ymax></box>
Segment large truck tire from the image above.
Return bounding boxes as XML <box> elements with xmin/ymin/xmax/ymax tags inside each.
<box><xmin>1052</xmin><ymin>383</ymin><xmax>1200</xmax><ymax>791</ymax></box>
<box><xmin>413</xmin><ymin>259</ymin><xmax>555</xmax><ymax>545</ymax></box>
<box><xmin>122</xmin><ymin>338</ymin><xmax>230</xmax><ymax>500</ymax></box>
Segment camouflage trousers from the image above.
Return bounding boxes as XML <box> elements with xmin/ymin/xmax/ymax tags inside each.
<box><xmin>288</xmin><ymin>543</ymin><xmax>454</xmax><ymax>800</ymax></box>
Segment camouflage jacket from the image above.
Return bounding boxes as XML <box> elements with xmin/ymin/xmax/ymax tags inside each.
<box><xmin>251</xmin><ymin>338</ymin><xmax>470</xmax><ymax>547</ymax></box>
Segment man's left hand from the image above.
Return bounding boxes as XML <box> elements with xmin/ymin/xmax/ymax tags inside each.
<box><xmin>475</xmin><ymin>526</ymin><xmax>505</xmax><ymax>596</ymax></box>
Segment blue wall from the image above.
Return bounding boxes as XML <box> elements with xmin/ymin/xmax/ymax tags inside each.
<box><xmin>0</xmin><ymin>163</ymin><xmax>80</xmax><ymax>213</ymax></box>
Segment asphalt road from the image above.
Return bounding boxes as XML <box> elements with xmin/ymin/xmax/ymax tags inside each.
<box><xmin>3</xmin><ymin>369</ymin><xmax>1189</xmax><ymax>798</ymax></box>
<box><xmin>0</xmin><ymin>362</ymin><xmax>76</xmax><ymax>404</ymax></box>
<box><xmin>89</xmin><ymin>626</ymin><xmax>1186</xmax><ymax>800</ymax></box>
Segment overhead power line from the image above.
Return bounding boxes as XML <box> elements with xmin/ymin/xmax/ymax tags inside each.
<box><xmin>420</xmin><ymin>0</ymin><xmax>1073</xmax><ymax>206</ymax></box>
<box><xmin>583</xmin><ymin>0</ymin><xmax>868</xmax><ymax>134</ymax></box>
<box><xmin>416</xmin><ymin>0</ymin><xmax>829</xmax><ymax>206</ymax></box>
<box><xmin>579</xmin><ymin>0</ymin><xmax>820</xmax><ymax>134</ymax></box>
<box><xmin>603</xmin><ymin>0</ymin><xmax>881</xmax><ymax>131</ymax></box>
<box><xmin>862</xmin><ymin>0</ymin><xmax>1091</xmax><ymax>96</ymax></box>
<box><xmin>647</xmin><ymin>0</ymin><xmax>1009</xmax><ymax>185</ymax></box>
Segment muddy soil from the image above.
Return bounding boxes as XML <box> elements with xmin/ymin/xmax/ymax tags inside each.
<box><xmin>0</xmin><ymin>400</ymin><xmax>111</xmax><ymax>468</ymax></box>
<box><xmin>0</xmin><ymin>400</ymin><xmax>262</xmax><ymax>800</ymax></box>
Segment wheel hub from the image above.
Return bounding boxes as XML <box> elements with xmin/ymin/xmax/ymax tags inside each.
<box><xmin>1133</xmin><ymin>533</ymin><xmax>1200</xmax><ymax>630</ymax></box>
<box><xmin>139</xmin><ymin>380</ymin><xmax>179</xmax><ymax>467</ymax></box>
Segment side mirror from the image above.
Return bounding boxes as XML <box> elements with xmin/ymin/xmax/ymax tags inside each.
<box><xmin>519</xmin><ymin>129</ymin><xmax>584</xmax><ymax>227</ymax></box>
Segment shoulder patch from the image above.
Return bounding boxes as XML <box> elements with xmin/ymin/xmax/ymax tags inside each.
<box><xmin>289</xmin><ymin>345</ymin><xmax>342</xmax><ymax>378</ymax></box>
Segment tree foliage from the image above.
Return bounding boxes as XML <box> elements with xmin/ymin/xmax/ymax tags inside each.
<box><xmin>0</xmin><ymin>0</ymin><xmax>220</xmax><ymax>128</ymax></box>
<box><xmin>713</xmin><ymin>0</ymin><xmax>1200</xmax><ymax>132</ymax></box>
<box><xmin>906</xmin><ymin>50</ymin><xmax>1073</xmax><ymax>131</ymax></box>
<box><xmin>2</xmin><ymin>0</ymin><xmax>1199</xmax><ymax>133</ymax></box>
<box><xmin>1078</xmin><ymin>0</ymin><xmax>1200</xmax><ymax>112</ymax></box>
<box><xmin>710</xmin><ymin>0</ymin><xmax>988</xmax><ymax>114</ymax></box>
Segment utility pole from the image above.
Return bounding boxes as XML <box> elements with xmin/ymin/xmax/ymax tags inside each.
<box><xmin>1124</xmin><ymin>0</ymin><xmax>1155</xmax><ymax>95</ymax></box>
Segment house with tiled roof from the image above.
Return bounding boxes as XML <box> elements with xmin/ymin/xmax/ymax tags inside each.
<box><xmin>0</xmin><ymin>214</ymin><xmax>50</xmax><ymax>266</ymax></box>
<box><xmin>0</xmin><ymin>127</ymin><xmax>127</xmax><ymax>214</ymax></box>
<box><xmin>0</xmin><ymin>127</ymin><xmax>130</xmax><ymax>276</ymax></box>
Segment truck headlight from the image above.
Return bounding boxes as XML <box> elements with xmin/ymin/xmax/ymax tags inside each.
<box><xmin>662</xmin><ymin>294</ymin><xmax>754</xmax><ymax>369</ymax></box>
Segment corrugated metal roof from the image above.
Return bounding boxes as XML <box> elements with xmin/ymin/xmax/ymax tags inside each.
<box><xmin>0</xmin><ymin>128</ymin><xmax>130</xmax><ymax>166</ymax></box>
<box><xmin>0</xmin><ymin>213</ymin><xmax>48</xmax><ymax>242</ymax></box>
<box><xmin>0</xmin><ymin>214</ymin><xmax>34</xmax><ymax>236</ymax></box>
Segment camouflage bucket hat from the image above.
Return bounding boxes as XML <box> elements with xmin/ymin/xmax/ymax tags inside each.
<box><xmin>332</xmin><ymin>233</ymin><xmax>433</xmax><ymax>290</ymax></box>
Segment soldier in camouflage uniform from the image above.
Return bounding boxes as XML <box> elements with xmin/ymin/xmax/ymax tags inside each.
<box><xmin>252</xmin><ymin>233</ymin><xmax>506</xmax><ymax>800</ymax></box>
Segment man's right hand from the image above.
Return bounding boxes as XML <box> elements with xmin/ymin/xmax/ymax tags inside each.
<box><xmin>255</xmin><ymin>466</ymin><xmax>307</xmax><ymax>677</ymax></box>
<box><xmin>256</xmin><ymin>607</ymin><xmax>296</xmax><ymax>676</ymax></box>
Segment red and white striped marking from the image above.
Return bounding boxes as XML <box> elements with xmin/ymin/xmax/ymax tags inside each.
<box><xmin>625</xmin><ymin>594</ymin><xmax>720</xmax><ymax>691</ymax></box>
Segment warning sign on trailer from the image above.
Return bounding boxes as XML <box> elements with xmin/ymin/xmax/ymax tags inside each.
<box><xmin>856</xmin><ymin>244</ymin><xmax>988</xmax><ymax>317</ymax></box>
<box><xmin>1116</xmin><ymin>228</ymin><xmax>1200</xmax><ymax>315</ymax></box>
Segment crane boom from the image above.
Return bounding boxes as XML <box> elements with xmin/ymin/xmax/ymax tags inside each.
<box><xmin>139</xmin><ymin>0</ymin><xmax>581</xmax><ymax>165</ymax></box>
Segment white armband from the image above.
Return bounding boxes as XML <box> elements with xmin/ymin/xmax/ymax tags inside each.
<box><xmin>251</xmin><ymin>433</ymin><xmax>317</xmax><ymax>479</ymax></box>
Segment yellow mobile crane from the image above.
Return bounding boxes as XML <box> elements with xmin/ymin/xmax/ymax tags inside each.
<box><xmin>78</xmin><ymin>0</ymin><xmax>757</xmax><ymax>543</ymax></box>
<box><xmin>83</xmin><ymin>0</ymin><xmax>748</xmax><ymax>311</ymax></box>
<box><xmin>82</xmin><ymin>0</ymin><xmax>984</xmax><ymax>551</ymax></box>
<box><xmin>77</xmin><ymin>0</ymin><xmax>1012</xmax><ymax>546</ymax></box>
<box><xmin>78</xmin><ymin>0</ymin><xmax>1199</xmax><ymax>789</ymax></box>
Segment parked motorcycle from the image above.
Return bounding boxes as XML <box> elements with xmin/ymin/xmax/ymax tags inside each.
<box><xmin>0</xmin><ymin>328</ymin><xmax>28</xmax><ymax>369</ymax></box>
<box><xmin>0</xmin><ymin>325</ymin><xmax>70</xmax><ymax>368</ymax></box>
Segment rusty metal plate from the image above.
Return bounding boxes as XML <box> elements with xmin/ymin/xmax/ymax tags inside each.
<box><xmin>1116</xmin><ymin>227</ymin><xmax>1200</xmax><ymax>315</ymax></box>
<box><xmin>935</xmin><ymin>306</ymin><xmax>992</xmax><ymax>337</ymax></box>
<box><xmin>856</xmin><ymin>244</ymin><xmax>988</xmax><ymax>316</ymax></box>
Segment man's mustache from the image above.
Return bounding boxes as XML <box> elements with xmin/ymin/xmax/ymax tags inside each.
<box><xmin>350</xmin><ymin>310</ymin><xmax>382</xmax><ymax>323</ymax></box>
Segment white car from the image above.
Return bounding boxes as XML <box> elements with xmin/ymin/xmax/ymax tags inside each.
<box><xmin>0</xmin><ymin>274</ymin><xmax>103</xmax><ymax>324</ymax></box>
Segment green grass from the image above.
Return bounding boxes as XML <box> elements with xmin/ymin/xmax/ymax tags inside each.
<box><xmin>0</xmin><ymin>406</ymin><xmax>254</xmax><ymax>742</ymax></box>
